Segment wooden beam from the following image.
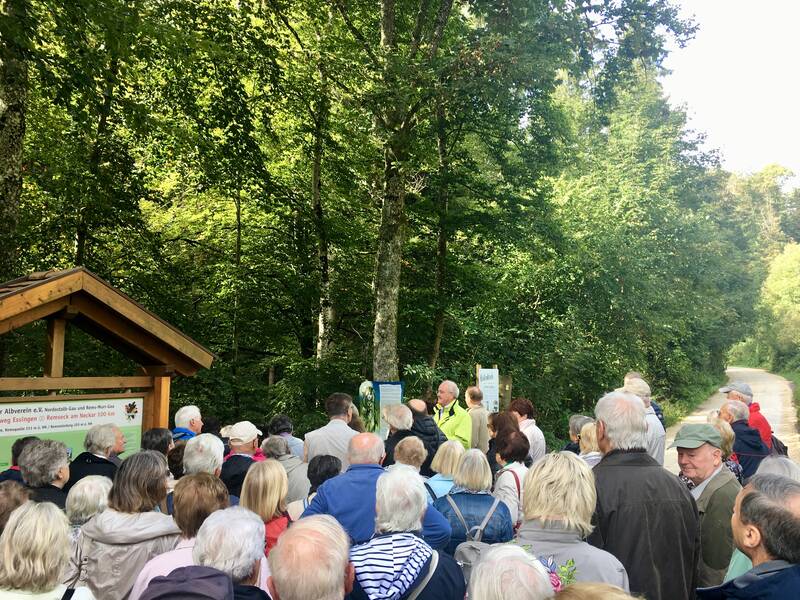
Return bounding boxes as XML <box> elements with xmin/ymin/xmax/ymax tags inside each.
<box><xmin>44</xmin><ymin>318</ymin><xmax>66</xmax><ymax>378</ymax></box>
<box><xmin>70</xmin><ymin>295</ymin><xmax>198</xmax><ymax>376</ymax></box>
<box><xmin>152</xmin><ymin>376</ymin><xmax>171</xmax><ymax>429</ymax></box>
<box><xmin>0</xmin><ymin>298</ymin><xmax>69</xmax><ymax>335</ymax></box>
<box><xmin>0</xmin><ymin>376</ymin><xmax>153</xmax><ymax>391</ymax></box>
<box><xmin>81</xmin><ymin>273</ymin><xmax>213</xmax><ymax>368</ymax></box>
<box><xmin>0</xmin><ymin>271</ymin><xmax>83</xmax><ymax>323</ymax></box>
<box><xmin>0</xmin><ymin>392</ymin><xmax>146</xmax><ymax>403</ymax></box>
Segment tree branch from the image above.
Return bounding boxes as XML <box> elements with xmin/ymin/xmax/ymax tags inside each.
<box><xmin>332</xmin><ymin>0</ymin><xmax>381</xmax><ymax>70</ymax></box>
<box><xmin>409</xmin><ymin>0</ymin><xmax>432</xmax><ymax>60</ymax></box>
<box><xmin>426</xmin><ymin>0</ymin><xmax>454</xmax><ymax>60</ymax></box>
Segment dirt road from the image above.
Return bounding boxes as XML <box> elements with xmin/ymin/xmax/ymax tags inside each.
<box><xmin>663</xmin><ymin>367</ymin><xmax>800</xmax><ymax>474</ymax></box>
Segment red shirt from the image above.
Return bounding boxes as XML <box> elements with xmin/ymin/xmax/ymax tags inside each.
<box><xmin>265</xmin><ymin>514</ymin><xmax>291</xmax><ymax>555</ymax></box>
<box><xmin>748</xmin><ymin>402</ymin><xmax>773</xmax><ymax>449</ymax></box>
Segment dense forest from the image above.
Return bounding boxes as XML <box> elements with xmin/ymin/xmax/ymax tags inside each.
<box><xmin>2</xmin><ymin>0</ymin><xmax>799</xmax><ymax>441</ymax></box>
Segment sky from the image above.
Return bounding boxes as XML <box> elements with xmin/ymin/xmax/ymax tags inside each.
<box><xmin>659</xmin><ymin>0</ymin><xmax>800</xmax><ymax>188</ymax></box>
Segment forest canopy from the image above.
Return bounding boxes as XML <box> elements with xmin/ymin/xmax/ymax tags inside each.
<box><xmin>2</xmin><ymin>0</ymin><xmax>797</xmax><ymax>440</ymax></box>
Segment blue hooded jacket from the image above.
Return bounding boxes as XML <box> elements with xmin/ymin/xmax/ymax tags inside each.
<box><xmin>731</xmin><ymin>420</ymin><xmax>769</xmax><ymax>478</ymax></box>
<box><xmin>302</xmin><ymin>464</ymin><xmax>451</xmax><ymax>548</ymax></box>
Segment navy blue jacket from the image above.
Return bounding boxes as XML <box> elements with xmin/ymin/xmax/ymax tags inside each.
<box><xmin>302</xmin><ymin>464</ymin><xmax>451</xmax><ymax>548</ymax></box>
<box><xmin>63</xmin><ymin>451</ymin><xmax>117</xmax><ymax>495</ymax></box>
<box><xmin>433</xmin><ymin>490</ymin><xmax>513</xmax><ymax>555</ymax></box>
<box><xmin>697</xmin><ymin>561</ymin><xmax>800</xmax><ymax>599</ymax></box>
<box><xmin>347</xmin><ymin>549</ymin><xmax>465</xmax><ymax>600</ymax></box>
<box><xmin>0</xmin><ymin>467</ymin><xmax>23</xmax><ymax>484</ymax></box>
<box><xmin>731</xmin><ymin>420</ymin><xmax>769</xmax><ymax>479</ymax></box>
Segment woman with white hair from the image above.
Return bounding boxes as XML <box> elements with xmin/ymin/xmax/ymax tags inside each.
<box><xmin>17</xmin><ymin>439</ymin><xmax>70</xmax><ymax>509</ymax></box>
<box><xmin>348</xmin><ymin>465</ymin><xmax>466</xmax><ymax>600</ymax></box>
<box><xmin>516</xmin><ymin>452</ymin><xmax>629</xmax><ymax>590</ymax></box>
<box><xmin>427</xmin><ymin>440</ymin><xmax>465</xmax><ymax>499</ymax></box>
<box><xmin>0</xmin><ymin>501</ymin><xmax>95</xmax><ymax>599</ymax></box>
<box><xmin>433</xmin><ymin>449</ymin><xmax>513</xmax><ymax>555</ymax></box>
<box><xmin>64</xmin><ymin>424</ymin><xmax>125</xmax><ymax>494</ymax></box>
<box><xmin>381</xmin><ymin>404</ymin><xmax>415</xmax><ymax>469</ymax></box>
<box><xmin>192</xmin><ymin>507</ymin><xmax>269</xmax><ymax>599</ymax></box>
<box><xmin>469</xmin><ymin>544</ymin><xmax>554</xmax><ymax>600</ymax></box>
<box><xmin>65</xmin><ymin>475</ymin><xmax>112</xmax><ymax>545</ymax></box>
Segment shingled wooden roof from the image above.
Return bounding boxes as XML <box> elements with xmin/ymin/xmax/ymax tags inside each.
<box><xmin>0</xmin><ymin>268</ymin><xmax>214</xmax><ymax>376</ymax></box>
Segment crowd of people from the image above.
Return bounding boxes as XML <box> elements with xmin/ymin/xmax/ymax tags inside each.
<box><xmin>0</xmin><ymin>373</ymin><xmax>797</xmax><ymax>599</ymax></box>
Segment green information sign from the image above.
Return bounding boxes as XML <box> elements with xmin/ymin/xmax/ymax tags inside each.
<box><xmin>0</xmin><ymin>397</ymin><xmax>144</xmax><ymax>469</ymax></box>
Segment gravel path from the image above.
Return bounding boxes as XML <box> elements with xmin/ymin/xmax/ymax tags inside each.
<box><xmin>663</xmin><ymin>367</ymin><xmax>800</xmax><ymax>474</ymax></box>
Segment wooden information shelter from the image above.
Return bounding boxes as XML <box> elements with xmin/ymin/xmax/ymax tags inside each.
<box><xmin>0</xmin><ymin>268</ymin><xmax>214</xmax><ymax>430</ymax></box>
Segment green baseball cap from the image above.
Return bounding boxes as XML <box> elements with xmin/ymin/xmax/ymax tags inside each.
<box><xmin>669</xmin><ymin>424</ymin><xmax>722</xmax><ymax>449</ymax></box>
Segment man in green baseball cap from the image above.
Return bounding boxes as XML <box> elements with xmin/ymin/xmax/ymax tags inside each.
<box><xmin>671</xmin><ymin>423</ymin><xmax>742</xmax><ymax>587</ymax></box>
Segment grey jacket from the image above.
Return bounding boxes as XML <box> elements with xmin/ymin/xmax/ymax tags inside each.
<box><xmin>277</xmin><ymin>453</ymin><xmax>311</xmax><ymax>504</ymax></box>
<box><xmin>516</xmin><ymin>520</ymin><xmax>629</xmax><ymax>591</ymax></box>
<box><xmin>64</xmin><ymin>509</ymin><xmax>181</xmax><ymax>600</ymax></box>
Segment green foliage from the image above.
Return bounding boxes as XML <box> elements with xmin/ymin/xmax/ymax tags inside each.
<box><xmin>1</xmin><ymin>0</ymin><xmax>779</xmax><ymax>439</ymax></box>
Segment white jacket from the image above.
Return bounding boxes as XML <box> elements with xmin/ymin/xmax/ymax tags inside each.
<box><xmin>493</xmin><ymin>461</ymin><xmax>529</xmax><ymax>525</ymax></box>
<box><xmin>519</xmin><ymin>419</ymin><xmax>547</xmax><ymax>463</ymax></box>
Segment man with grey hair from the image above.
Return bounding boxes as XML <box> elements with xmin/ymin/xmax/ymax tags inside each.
<box><xmin>434</xmin><ymin>380</ymin><xmax>472</xmax><ymax>449</ymax></box>
<box><xmin>64</xmin><ymin>423</ymin><xmax>125</xmax><ymax>494</ymax></box>
<box><xmin>173</xmin><ymin>405</ymin><xmax>203</xmax><ymax>442</ymax></box>
<box><xmin>697</xmin><ymin>474</ymin><xmax>800</xmax><ymax>598</ymax></box>
<box><xmin>720</xmin><ymin>381</ymin><xmax>773</xmax><ymax>449</ymax></box>
<box><xmin>302</xmin><ymin>432</ymin><xmax>451</xmax><ymax>548</ymax></box>
<box><xmin>268</xmin><ymin>515</ymin><xmax>354</xmax><ymax>600</ymax></box>
<box><xmin>192</xmin><ymin>506</ymin><xmax>269</xmax><ymax>599</ymax></box>
<box><xmin>719</xmin><ymin>400</ymin><xmax>770</xmax><ymax>478</ymax></box>
<box><xmin>588</xmin><ymin>391</ymin><xmax>700</xmax><ymax>600</ymax></box>
<box><xmin>348</xmin><ymin>465</ymin><xmax>466</xmax><ymax>600</ymax></box>
<box><xmin>621</xmin><ymin>377</ymin><xmax>665</xmax><ymax>464</ymax></box>
<box><xmin>183</xmin><ymin>433</ymin><xmax>240</xmax><ymax>507</ymax></box>
<box><xmin>469</xmin><ymin>544</ymin><xmax>554</xmax><ymax>600</ymax></box>
<box><xmin>18</xmin><ymin>438</ymin><xmax>71</xmax><ymax>509</ymax></box>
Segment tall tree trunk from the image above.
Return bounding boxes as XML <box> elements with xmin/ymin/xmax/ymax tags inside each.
<box><xmin>0</xmin><ymin>0</ymin><xmax>29</xmax><ymax>378</ymax></box>
<box><xmin>313</xmin><ymin>63</ymin><xmax>334</xmax><ymax>360</ymax></box>
<box><xmin>428</xmin><ymin>101</ymin><xmax>448</xmax><ymax>369</ymax></box>
<box><xmin>231</xmin><ymin>192</ymin><xmax>242</xmax><ymax>415</ymax></box>
<box><xmin>0</xmin><ymin>0</ymin><xmax>27</xmax><ymax>282</ymax></box>
<box><xmin>77</xmin><ymin>57</ymin><xmax>118</xmax><ymax>266</ymax></box>
<box><xmin>372</xmin><ymin>140</ymin><xmax>406</xmax><ymax>381</ymax></box>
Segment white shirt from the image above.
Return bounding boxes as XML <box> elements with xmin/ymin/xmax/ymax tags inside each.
<box><xmin>690</xmin><ymin>465</ymin><xmax>724</xmax><ymax>500</ymax></box>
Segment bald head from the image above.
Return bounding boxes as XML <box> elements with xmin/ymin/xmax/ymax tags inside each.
<box><xmin>408</xmin><ymin>399</ymin><xmax>427</xmax><ymax>414</ymax></box>
<box><xmin>347</xmin><ymin>433</ymin><xmax>385</xmax><ymax>465</ymax></box>
<box><xmin>268</xmin><ymin>515</ymin><xmax>353</xmax><ymax>600</ymax></box>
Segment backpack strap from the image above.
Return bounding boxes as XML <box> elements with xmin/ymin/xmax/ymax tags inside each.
<box><xmin>61</xmin><ymin>589</ymin><xmax>75</xmax><ymax>600</ymax></box>
<box><xmin>405</xmin><ymin>551</ymin><xmax>439</xmax><ymax>600</ymax></box>
<box><xmin>424</xmin><ymin>481</ymin><xmax>437</xmax><ymax>500</ymax></box>
<box><xmin>509</xmin><ymin>468</ymin><xmax>521</xmax><ymax>500</ymax></box>
<box><xmin>445</xmin><ymin>495</ymin><xmax>474</xmax><ymax>540</ymax></box>
<box><xmin>472</xmin><ymin>497</ymin><xmax>501</xmax><ymax>543</ymax></box>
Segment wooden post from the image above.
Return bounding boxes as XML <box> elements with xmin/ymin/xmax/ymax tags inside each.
<box><xmin>152</xmin><ymin>375</ymin><xmax>171</xmax><ymax>429</ymax></box>
<box><xmin>44</xmin><ymin>318</ymin><xmax>66</xmax><ymax>378</ymax></box>
<box><xmin>475</xmin><ymin>363</ymin><xmax>481</xmax><ymax>386</ymax></box>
